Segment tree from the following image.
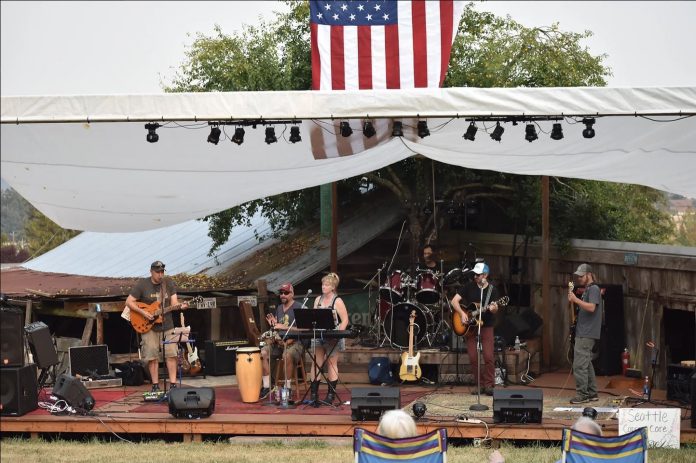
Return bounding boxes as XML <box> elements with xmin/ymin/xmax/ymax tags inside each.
<box><xmin>23</xmin><ymin>209</ymin><xmax>80</xmax><ymax>257</ymax></box>
<box><xmin>1</xmin><ymin>187</ymin><xmax>35</xmax><ymax>242</ymax></box>
<box><xmin>165</xmin><ymin>1</ymin><xmax>672</xmax><ymax>257</ymax></box>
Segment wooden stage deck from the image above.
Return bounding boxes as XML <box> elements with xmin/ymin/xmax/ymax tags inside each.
<box><xmin>1</xmin><ymin>370</ymin><xmax>694</xmax><ymax>444</ymax></box>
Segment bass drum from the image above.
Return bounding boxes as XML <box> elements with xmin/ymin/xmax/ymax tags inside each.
<box><xmin>383</xmin><ymin>302</ymin><xmax>433</xmax><ymax>349</ymax></box>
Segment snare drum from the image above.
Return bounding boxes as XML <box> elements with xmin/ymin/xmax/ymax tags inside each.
<box><xmin>416</xmin><ymin>270</ymin><xmax>441</xmax><ymax>305</ymax></box>
<box><xmin>236</xmin><ymin>347</ymin><xmax>262</xmax><ymax>403</ymax></box>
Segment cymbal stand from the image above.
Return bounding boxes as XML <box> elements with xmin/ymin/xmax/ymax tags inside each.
<box><xmin>363</xmin><ymin>264</ymin><xmax>384</xmax><ymax>345</ymax></box>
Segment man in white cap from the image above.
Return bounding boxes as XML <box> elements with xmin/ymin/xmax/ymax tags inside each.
<box><xmin>567</xmin><ymin>263</ymin><xmax>602</xmax><ymax>404</ymax></box>
<box><xmin>451</xmin><ymin>262</ymin><xmax>500</xmax><ymax>395</ymax></box>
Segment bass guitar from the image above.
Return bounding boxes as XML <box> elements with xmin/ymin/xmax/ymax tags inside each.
<box><xmin>130</xmin><ymin>296</ymin><xmax>203</xmax><ymax>334</ymax></box>
<box><xmin>399</xmin><ymin>310</ymin><xmax>422</xmax><ymax>381</ymax></box>
<box><xmin>180</xmin><ymin>313</ymin><xmax>202</xmax><ymax>375</ymax></box>
<box><xmin>452</xmin><ymin>296</ymin><xmax>509</xmax><ymax>337</ymax></box>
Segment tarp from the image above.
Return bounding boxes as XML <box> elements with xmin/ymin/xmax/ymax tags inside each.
<box><xmin>1</xmin><ymin>86</ymin><xmax>695</xmax><ymax>232</ymax></box>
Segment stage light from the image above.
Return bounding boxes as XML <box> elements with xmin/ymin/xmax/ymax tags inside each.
<box><xmin>550</xmin><ymin>123</ymin><xmax>564</xmax><ymax>140</ymax></box>
<box><xmin>289</xmin><ymin>126</ymin><xmax>301</xmax><ymax>143</ymax></box>
<box><xmin>417</xmin><ymin>120</ymin><xmax>430</xmax><ymax>138</ymax></box>
<box><xmin>463</xmin><ymin>122</ymin><xmax>478</xmax><ymax>141</ymax></box>
<box><xmin>582</xmin><ymin>118</ymin><xmax>596</xmax><ymax>138</ymax></box>
<box><xmin>525</xmin><ymin>124</ymin><xmax>538</xmax><ymax>142</ymax></box>
<box><xmin>391</xmin><ymin>121</ymin><xmax>403</xmax><ymax>137</ymax></box>
<box><xmin>412</xmin><ymin>401</ymin><xmax>427</xmax><ymax>419</ymax></box>
<box><xmin>265</xmin><ymin>127</ymin><xmax>278</xmax><ymax>144</ymax></box>
<box><xmin>340</xmin><ymin>121</ymin><xmax>353</xmax><ymax>137</ymax></box>
<box><xmin>490</xmin><ymin>122</ymin><xmax>504</xmax><ymax>142</ymax></box>
<box><xmin>145</xmin><ymin>123</ymin><xmax>160</xmax><ymax>143</ymax></box>
<box><xmin>362</xmin><ymin>121</ymin><xmax>376</xmax><ymax>138</ymax></box>
<box><xmin>231</xmin><ymin>127</ymin><xmax>245</xmax><ymax>145</ymax></box>
<box><xmin>207</xmin><ymin>125</ymin><xmax>221</xmax><ymax>145</ymax></box>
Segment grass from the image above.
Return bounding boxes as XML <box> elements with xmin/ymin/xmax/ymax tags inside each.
<box><xmin>0</xmin><ymin>437</ymin><xmax>694</xmax><ymax>463</ymax></box>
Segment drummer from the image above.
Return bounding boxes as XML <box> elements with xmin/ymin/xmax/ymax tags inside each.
<box><xmin>419</xmin><ymin>244</ymin><xmax>441</xmax><ymax>273</ymax></box>
<box><xmin>260</xmin><ymin>282</ymin><xmax>304</xmax><ymax>400</ymax></box>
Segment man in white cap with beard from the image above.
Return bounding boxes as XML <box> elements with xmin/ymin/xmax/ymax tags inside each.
<box><xmin>568</xmin><ymin>263</ymin><xmax>602</xmax><ymax>404</ymax></box>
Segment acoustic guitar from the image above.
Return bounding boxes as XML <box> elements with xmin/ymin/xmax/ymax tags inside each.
<box><xmin>399</xmin><ymin>311</ymin><xmax>422</xmax><ymax>381</ymax></box>
<box><xmin>452</xmin><ymin>296</ymin><xmax>509</xmax><ymax>337</ymax></box>
<box><xmin>130</xmin><ymin>296</ymin><xmax>203</xmax><ymax>334</ymax></box>
<box><xmin>180</xmin><ymin>312</ymin><xmax>202</xmax><ymax>376</ymax></box>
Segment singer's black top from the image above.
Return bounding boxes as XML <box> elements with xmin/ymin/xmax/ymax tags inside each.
<box><xmin>456</xmin><ymin>282</ymin><xmax>500</xmax><ymax>327</ymax></box>
<box><xmin>274</xmin><ymin>300</ymin><xmax>303</xmax><ymax>328</ymax></box>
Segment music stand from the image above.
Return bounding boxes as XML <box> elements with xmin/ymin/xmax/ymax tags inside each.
<box><xmin>294</xmin><ymin>310</ymin><xmax>337</xmax><ymax>406</ymax></box>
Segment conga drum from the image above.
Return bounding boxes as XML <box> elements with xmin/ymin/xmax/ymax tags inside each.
<box><xmin>236</xmin><ymin>347</ymin><xmax>262</xmax><ymax>403</ymax></box>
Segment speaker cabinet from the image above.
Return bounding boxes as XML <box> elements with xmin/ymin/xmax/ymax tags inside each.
<box><xmin>25</xmin><ymin>322</ymin><xmax>59</xmax><ymax>369</ymax></box>
<box><xmin>52</xmin><ymin>374</ymin><xmax>95</xmax><ymax>411</ymax></box>
<box><xmin>203</xmin><ymin>340</ymin><xmax>249</xmax><ymax>376</ymax></box>
<box><xmin>350</xmin><ymin>386</ymin><xmax>401</xmax><ymax>421</ymax></box>
<box><xmin>667</xmin><ymin>364</ymin><xmax>694</xmax><ymax>402</ymax></box>
<box><xmin>493</xmin><ymin>388</ymin><xmax>543</xmax><ymax>423</ymax></box>
<box><xmin>495</xmin><ymin>314</ymin><xmax>530</xmax><ymax>346</ymax></box>
<box><xmin>0</xmin><ymin>364</ymin><xmax>38</xmax><ymax>416</ymax></box>
<box><xmin>69</xmin><ymin>345</ymin><xmax>109</xmax><ymax>377</ymax></box>
<box><xmin>691</xmin><ymin>372</ymin><xmax>696</xmax><ymax>429</ymax></box>
<box><xmin>592</xmin><ymin>285</ymin><xmax>625</xmax><ymax>376</ymax></box>
<box><xmin>168</xmin><ymin>387</ymin><xmax>215</xmax><ymax>418</ymax></box>
<box><xmin>1</xmin><ymin>307</ymin><xmax>24</xmax><ymax>367</ymax></box>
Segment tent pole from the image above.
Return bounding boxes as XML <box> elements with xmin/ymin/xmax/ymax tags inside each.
<box><xmin>331</xmin><ymin>182</ymin><xmax>338</xmax><ymax>273</ymax></box>
<box><xmin>541</xmin><ymin>176</ymin><xmax>551</xmax><ymax>368</ymax></box>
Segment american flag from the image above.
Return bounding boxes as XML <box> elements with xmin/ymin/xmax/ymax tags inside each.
<box><xmin>309</xmin><ymin>0</ymin><xmax>464</xmax><ymax>158</ymax></box>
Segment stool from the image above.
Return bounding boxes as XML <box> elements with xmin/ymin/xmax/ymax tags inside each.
<box><xmin>274</xmin><ymin>351</ymin><xmax>308</xmax><ymax>402</ymax></box>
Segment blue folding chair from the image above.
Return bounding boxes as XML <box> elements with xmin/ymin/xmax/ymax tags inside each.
<box><xmin>561</xmin><ymin>427</ymin><xmax>648</xmax><ymax>463</ymax></box>
<box><xmin>353</xmin><ymin>428</ymin><xmax>447</xmax><ymax>463</ymax></box>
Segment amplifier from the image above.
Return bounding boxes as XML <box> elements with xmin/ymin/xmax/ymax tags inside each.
<box><xmin>667</xmin><ymin>363</ymin><xmax>694</xmax><ymax>403</ymax></box>
<box><xmin>169</xmin><ymin>387</ymin><xmax>215</xmax><ymax>419</ymax></box>
<box><xmin>493</xmin><ymin>388</ymin><xmax>543</xmax><ymax>424</ymax></box>
<box><xmin>203</xmin><ymin>340</ymin><xmax>249</xmax><ymax>376</ymax></box>
<box><xmin>69</xmin><ymin>345</ymin><xmax>110</xmax><ymax>377</ymax></box>
<box><xmin>350</xmin><ymin>386</ymin><xmax>401</xmax><ymax>421</ymax></box>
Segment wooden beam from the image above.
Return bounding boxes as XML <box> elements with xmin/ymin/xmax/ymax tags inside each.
<box><xmin>96</xmin><ymin>313</ymin><xmax>104</xmax><ymax>345</ymax></box>
<box><xmin>24</xmin><ymin>300</ymin><xmax>32</xmax><ymax>325</ymax></box>
<box><xmin>35</xmin><ymin>307</ymin><xmax>96</xmax><ymax>319</ymax></box>
<box><xmin>256</xmin><ymin>279</ymin><xmax>269</xmax><ymax>331</ymax></box>
<box><xmin>541</xmin><ymin>176</ymin><xmax>551</xmax><ymax>368</ymax></box>
<box><xmin>81</xmin><ymin>318</ymin><xmax>94</xmax><ymax>346</ymax></box>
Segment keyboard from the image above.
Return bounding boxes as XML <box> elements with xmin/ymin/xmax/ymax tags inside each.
<box><xmin>276</xmin><ymin>329</ymin><xmax>356</xmax><ymax>340</ymax></box>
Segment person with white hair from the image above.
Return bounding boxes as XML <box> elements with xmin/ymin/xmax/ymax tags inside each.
<box><xmin>376</xmin><ymin>409</ymin><xmax>418</xmax><ymax>439</ymax></box>
<box><xmin>571</xmin><ymin>416</ymin><xmax>603</xmax><ymax>436</ymax></box>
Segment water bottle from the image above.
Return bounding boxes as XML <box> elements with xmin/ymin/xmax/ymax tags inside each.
<box><xmin>514</xmin><ymin>336</ymin><xmax>521</xmax><ymax>352</ymax></box>
<box><xmin>280</xmin><ymin>386</ymin><xmax>290</xmax><ymax>407</ymax></box>
<box><xmin>642</xmin><ymin>376</ymin><xmax>650</xmax><ymax>401</ymax></box>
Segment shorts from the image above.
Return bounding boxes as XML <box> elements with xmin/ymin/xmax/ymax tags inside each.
<box><xmin>262</xmin><ymin>341</ymin><xmax>304</xmax><ymax>363</ymax></box>
<box><xmin>140</xmin><ymin>328</ymin><xmax>178</xmax><ymax>360</ymax></box>
<box><xmin>310</xmin><ymin>338</ymin><xmax>345</xmax><ymax>357</ymax></box>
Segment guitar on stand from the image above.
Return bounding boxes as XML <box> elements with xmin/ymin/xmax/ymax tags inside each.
<box><xmin>452</xmin><ymin>296</ymin><xmax>509</xmax><ymax>337</ymax></box>
<box><xmin>399</xmin><ymin>311</ymin><xmax>422</xmax><ymax>381</ymax></box>
<box><xmin>179</xmin><ymin>312</ymin><xmax>202</xmax><ymax>376</ymax></box>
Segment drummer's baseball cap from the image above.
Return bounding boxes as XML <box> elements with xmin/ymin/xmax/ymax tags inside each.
<box><xmin>279</xmin><ymin>283</ymin><xmax>294</xmax><ymax>294</ymax></box>
<box><xmin>574</xmin><ymin>263</ymin><xmax>592</xmax><ymax>276</ymax></box>
<box><xmin>473</xmin><ymin>263</ymin><xmax>489</xmax><ymax>275</ymax></box>
<box><xmin>150</xmin><ymin>260</ymin><xmax>165</xmax><ymax>271</ymax></box>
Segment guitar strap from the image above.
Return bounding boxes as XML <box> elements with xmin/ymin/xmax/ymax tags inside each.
<box><xmin>483</xmin><ymin>285</ymin><xmax>493</xmax><ymax>309</ymax></box>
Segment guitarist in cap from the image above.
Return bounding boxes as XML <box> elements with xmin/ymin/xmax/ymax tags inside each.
<box><xmin>125</xmin><ymin>260</ymin><xmax>188</xmax><ymax>393</ymax></box>
<box><xmin>451</xmin><ymin>262</ymin><xmax>500</xmax><ymax>396</ymax></box>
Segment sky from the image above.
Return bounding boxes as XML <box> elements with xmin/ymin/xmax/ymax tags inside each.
<box><xmin>2</xmin><ymin>1</ymin><xmax>695</xmax><ymax>97</ymax></box>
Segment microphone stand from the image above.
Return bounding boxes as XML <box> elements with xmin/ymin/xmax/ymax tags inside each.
<box><xmin>470</xmin><ymin>284</ymin><xmax>488</xmax><ymax>411</ymax></box>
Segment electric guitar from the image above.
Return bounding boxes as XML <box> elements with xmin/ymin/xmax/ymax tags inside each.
<box><xmin>130</xmin><ymin>296</ymin><xmax>203</xmax><ymax>334</ymax></box>
<box><xmin>177</xmin><ymin>313</ymin><xmax>192</xmax><ymax>374</ymax></box>
<box><xmin>399</xmin><ymin>311</ymin><xmax>422</xmax><ymax>381</ymax></box>
<box><xmin>567</xmin><ymin>281</ymin><xmax>577</xmax><ymax>362</ymax></box>
<box><xmin>452</xmin><ymin>296</ymin><xmax>509</xmax><ymax>337</ymax></box>
<box><xmin>180</xmin><ymin>312</ymin><xmax>202</xmax><ymax>376</ymax></box>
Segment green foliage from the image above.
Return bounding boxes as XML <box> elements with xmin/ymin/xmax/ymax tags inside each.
<box><xmin>23</xmin><ymin>208</ymin><xmax>80</xmax><ymax>257</ymax></box>
<box><xmin>673</xmin><ymin>209</ymin><xmax>696</xmax><ymax>246</ymax></box>
<box><xmin>1</xmin><ymin>187</ymin><xmax>35</xmax><ymax>241</ymax></box>
<box><xmin>165</xmin><ymin>1</ymin><xmax>674</xmax><ymax>256</ymax></box>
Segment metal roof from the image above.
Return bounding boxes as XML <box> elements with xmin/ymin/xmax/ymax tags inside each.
<box><xmin>22</xmin><ymin>213</ymin><xmax>275</xmax><ymax>278</ymax></box>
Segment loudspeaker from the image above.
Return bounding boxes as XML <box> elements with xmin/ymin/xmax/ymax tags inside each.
<box><xmin>667</xmin><ymin>364</ymin><xmax>694</xmax><ymax>402</ymax></box>
<box><xmin>691</xmin><ymin>372</ymin><xmax>696</xmax><ymax>429</ymax></box>
<box><xmin>69</xmin><ymin>345</ymin><xmax>109</xmax><ymax>377</ymax></box>
<box><xmin>0</xmin><ymin>364</ymin><xmax>38</xmax><ymax>416</ymax></box>
<box><xmin>203</xmin><ymin>340</ymin><xmax>249</xmax><ymax>376</ymax></box>
<box><xmin>168</xmin><ymin>387</ymin><xmax>215</xmax><ymax>419</ymax></box>
<box><xmin>495</xmin><ymin>314</ymin><xmax>530</xmax><ymax>346</ymax></box>
<box><xmin>25</xmin><ymin>322</ymin><xmax>59</xmax><ymax>369</ymax></box>
<box><xmin>1</xmin><ymin>307</ymin><xmax>24</xmax><ymax>367</ymax></box>
<box><xmin>592</xmin><ymin>285</ymin><xmax>625</xmax><ymax>376</ymax></box>
<box><xmin>493</xmin><ymin>388</ymin><xmax>543</xmax><ymax>423</ymax></box>
<box><xmin>518</xmin><ymin>308</ymin><xmax>543</xmax><ymax>338</ymax></box>
<box><xmin>52</xmin><ymin>374</ymin><xmax>95</xmax><ymax>411</ymax></box>
<box><xmin>350</xmin><ymin>386</ymin><xmax>401</xmax><ymax>421</ymax></box>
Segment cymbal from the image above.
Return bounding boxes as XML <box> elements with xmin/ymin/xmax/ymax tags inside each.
<box><xmin>355</xmin><ymin>278</ymin><xmax>380</xmax><ymax>289</ymax></box>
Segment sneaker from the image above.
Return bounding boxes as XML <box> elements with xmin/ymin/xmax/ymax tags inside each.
<box><xmin>588</xmin><ymin>394</ymin><xmax>599</xmax><ymax>402</ymax></box>
<box><xmin>570</xmin><ymin>396</ymin><xmax>589</xmax><ymax>404</ymax></box>
<box><xmin>151</xmin><ymin>383</ymin><xmax>160</xmax><ymax>393</ymax></box>
<box><xmin>169</xmin><ymin>383</ymin><xmax>177</xmax><ymax>390</ymax></box>
<box><xmin>260</xmin><ymin>387</ymin><xmax>270</xmax><ymax>400</ymax></box>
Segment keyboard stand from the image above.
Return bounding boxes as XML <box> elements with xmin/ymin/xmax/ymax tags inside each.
<box><xmin>300</xmin><ymin>326</ymin><xmax>343</xmax><ymax>407</ymax></box>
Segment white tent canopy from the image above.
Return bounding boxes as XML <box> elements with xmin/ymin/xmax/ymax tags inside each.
<box><xmin>1</xmin><ymin>86</ymin><xmax>695</xmax><ymax>232</ymax></box>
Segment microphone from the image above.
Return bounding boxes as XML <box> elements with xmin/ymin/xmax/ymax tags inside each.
<box><xmin>301</xmin><ymin>289</ymin><xmax>312</xmax><ymax>309</ymax></box>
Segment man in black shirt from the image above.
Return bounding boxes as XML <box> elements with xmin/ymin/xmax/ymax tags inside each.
<box><xmin>125</xmin><ymin>260</ymin><xmax>188</xmax><ymax>392</ymax></box>
<box><xmin>450</xmin><ymin>262</ymin><xmax>500</xmax><ymax>395</ymax></box>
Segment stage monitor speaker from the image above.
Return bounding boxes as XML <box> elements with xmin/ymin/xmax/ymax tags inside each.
<box><xmin>52</xmin><ymin>374</ymin><xmax>95</xmax><ymax>411</ymax></box>
<box><xmin>0</xmin><ymin>364</ymin><xmax>38</xmax><ymax>416</ymax></box>
<box><xmin>350</xmin><ymin>386</ymin><xmax>400</xmax><ymax>421</ymax></box>
<box><xmin>69</xmin><ymin>344</ymin><xmax>110</xmax><ymax>377</ymax></box>
<box><xmin>1</xmin><ymin>307</ymin><xmax>24</xmax><ymax>368</ymax></box>
<box><xmin>667</xmin><ymin>364</ymin><xmax>694</xmax><ymax>403</ymax></box>
<box><xmin>494</xmin><ymin>314</ymin><xmax>530</xmax><ymax>346</ymax></box>
<box><xmin>168</xmin><ymin>387</ymin><xmax>215</xmax><ymax>419</ymax></box>
<box><xmin>493</xmin><ymin>388</ymin><xmax>542</xmax><ymax>424</ymax></box>
<box><xmin>518</xmin><ymin>308</ymin><xmax>543</xmax><ymax>338</ymax></box>
<box><xmin>203</xmin><ymin>339</ymin><xmax>249</xmax><ymax>376</ymax></box>
<box><xmin>25</xmin><ymin>321</ymin><xmax>59</xmax><ymax>369</ymax></box>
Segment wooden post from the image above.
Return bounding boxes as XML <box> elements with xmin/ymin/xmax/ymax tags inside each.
<box><xmin>257</xmin><ymin>279</ymin><xmax>269</xmax><ymax>331</ymax></box>
<box><xmin>81</xmin><ymin>318</ymin><xmax>95</xmax><ymax>346</ymax></box>
<box><xmin>24</xmin><ymin>300</ymin><xmax>33</xmax><ymax>325</ymax></box>
<box><xmin>331</xmin><ymin>182</ymin><xmax>338</xmax><ymax>273</ymax></box>
<box><xmin>96</xmin><ymin>313</ymin><xmax>104</xmax><ymax>345</ymax></box>
<box><xmin>541</xmin><ymin>176</ymin><xmax>551</xmax><ymax>368</ymax></box>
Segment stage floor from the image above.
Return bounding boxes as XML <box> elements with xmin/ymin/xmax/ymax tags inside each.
<box><xmin>1</xmin><ymin>371</ymin><xmax>694</xmax><ymax>443</ymax></box>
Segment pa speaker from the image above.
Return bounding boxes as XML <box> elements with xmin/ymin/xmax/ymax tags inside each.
<box><xmin>168</xmin><ymin>387</ymin><xmax>215</xmax><ymax>419</ymax></box>
<box><xmin>691</xmin><ymin>372</ymin><xmax>696</xmax><ymax>429</ymax></box>
<box><xmin>0</xmin><ymin>364</ymin><xmax>38</xmax><ymax>416</ymax></box>
<box><xmin>25</xmin><ymin>322</ymin><xmax>59</xmax><ymax>369</ymax></box>
<box><xmin>203</xmin><ymin>340</ymin><xmax>249</xmax><ymax>375</ymax></box>
<box><xmin>52</xmin><ymin>374</ymin><xmax>95</xmax><ymax>411</ymax></box>
<box><xmin>518</xmin><ymin>308</ymin><xmax>543</xmax><ymax>338</ymax></box>
<box><xmin>1</xmin><ymin>307</ymin><xmax>24</xmax><ymax>367</ymax></box>
<box><xmin>495</xmin><ymin>314</ymin><xmax>530</xmax><ymax>346</ymax></box>
<box><xmin>350</xmin><ymin>386</ymin><xmax>400</xmax><ymax>421</ymax></box>
<box><xmin>493</xmin><ymin>388</ymin><xmax>542</xmax><ymax>424</ymax></box>
<box><xmin>69</xmin><ymin>345</ymin><xmax>109</xmax><ymax>377</ymax></box>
